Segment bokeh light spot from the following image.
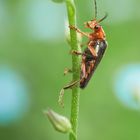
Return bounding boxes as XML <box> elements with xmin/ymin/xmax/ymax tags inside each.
<box><xmin>0</xmin><ymin>66</ymin><xmax>30</xmax><ymax>125</ymax></box>
<box><xmin>23</xmin><ymin>0</ymin><xmax>65</xmax><ymax>41</ymax></box>
<box><xmin>114</xmin><ymin>64</ymin><xmax>140</xmax><ymax>110</ymax></box>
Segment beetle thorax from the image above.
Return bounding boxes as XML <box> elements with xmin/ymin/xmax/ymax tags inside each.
<box><xmin>95</xmin><ymin>26</ymin><xmax>106</xmax><ymax>40</ymax></box>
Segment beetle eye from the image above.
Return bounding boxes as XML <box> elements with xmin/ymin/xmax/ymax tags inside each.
<box><xmin>94</xmin><ymin>25</ymin><xmax>99</xmax><ymax>29</ymax></box>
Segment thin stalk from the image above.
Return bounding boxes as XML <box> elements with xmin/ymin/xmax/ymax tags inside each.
<box><xmin>65</xmin><ymin>0</ymin><xmax>81</xmax><ymax>140</ymax></box>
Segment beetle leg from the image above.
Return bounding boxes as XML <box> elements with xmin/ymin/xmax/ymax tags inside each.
<box><xmin>71</xmin><ymin>50</ymin><xmax>83</xmax><ymax>56</ymax></box>
<box><xmin>87</xmin><ymin>60</ymin><xmax>95</xmax><ymax>75</ymax></box>
<box><xmin>59</xmin><ymin>80</ymin><xmax>80</xmax><ymax>107</ymax></box>
<box><xmin>80</xmin><ymin>56</ymin><xmax>87</xmax><ymax>86</ymax></box>
<box><xmin>69</xmin><ymin>25</ymin><xmax>89</xmax><ymax>38</ymax></box>
<box><xmin>88</xmin><ymin>44</ymin><xmax>98</xmax><ymax>57</ymax></box>
<box><xmin>81</xmin><ymin>56</ymin><xmax>86</xmax><ymax>79</ymax></box>
<box><xmin>63</xmin><ymin>80</ymin><xmax>80</xmax><ymax>90</ymax></box>
<box><xmin>71</xmin><ymin>50</ymin><xmax>90</xmax><ymax>58</ymax></box>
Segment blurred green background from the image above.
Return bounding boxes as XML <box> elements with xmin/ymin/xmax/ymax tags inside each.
<box><xmin>0</xmin><ymin>0</ymin><xmax>140</xmax><ymax>140</ymax></box>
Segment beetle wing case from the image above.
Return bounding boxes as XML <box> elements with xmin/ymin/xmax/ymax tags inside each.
<box><xmin>80</xmin><ymin>40</ymin><xmax>107</xmax><ymax>88</ymax></box>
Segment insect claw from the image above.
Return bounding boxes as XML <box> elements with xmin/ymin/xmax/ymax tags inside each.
<box><xmin>69</xmin><ymin>25</ymin><xmax>77</xmax><ymax>30</ymax></box>
<box><xmin>69</xmin><ymin>50</ymin><xmax>73</xmax><ymax>55</ymax></box>
<box><xmin>64</xmin><ymin>68</ymin><xmax>72</xmax><ymax>75</ymax></box>
<box><xmin>71</xmin><ymin>50</ymin><xmax>77</xmax><ymax>55</ymax></box>
<box><xmin>84</xmin><ymin>22</ymin><xmax>88</xmax><ymax>28</ymax></box>
<box><xmin>70</xmin><ymin>50</ymin><xmax>76</xmax><ymax>55</ymax></box>
<box><xmin>84</xmin><ymin>22</ymin><xmax>87</xmax><ymax>25</ymax></box>
<box><xmin>70</xmin><ymin>50</ymin><xmax>83</xmax><ymax>56</ymax></box>
<box><xmin>69</xmin><ymin>25</ymin><xmax>89</xmax><ymax>37</ymax></box>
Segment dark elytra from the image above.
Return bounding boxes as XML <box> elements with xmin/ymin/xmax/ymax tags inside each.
<box><xmin>80</xmin><ymin>40</ymin><xmax>107</xmax><ymax>88</ymax></box>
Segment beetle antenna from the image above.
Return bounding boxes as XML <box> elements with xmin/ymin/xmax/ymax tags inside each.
<box><xmin>94</xmin><ymin>0</ymin><xmax>97</xmax><ymax>19</ymax></box>
<box><xmin>98</xmin><ymin>13</ymin><xmax>108</xmax><ymax>23</ymax></box>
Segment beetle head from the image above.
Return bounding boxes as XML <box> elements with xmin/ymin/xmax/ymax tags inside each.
<box><xmin>85</xmin><ymin>19</ymin><xmax>100</xmax><ymax>30</ymax></box>
<box><xmin>84</xmin><ymin>13</ymin><xmax>108</xmax><ymax>30</ymax></box>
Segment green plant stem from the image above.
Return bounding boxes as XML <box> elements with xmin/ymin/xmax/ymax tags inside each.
<box><xmin>65</xmin><ymin>0</ymin><xmax>81</xmax><ymax>140</ymax></box>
